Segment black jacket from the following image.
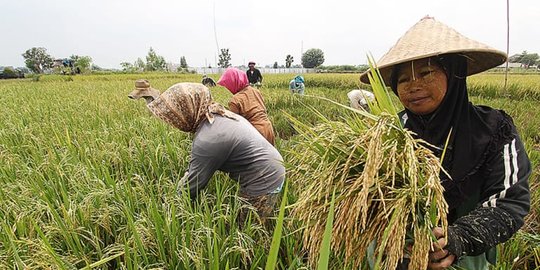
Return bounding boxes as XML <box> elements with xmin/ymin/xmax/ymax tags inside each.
<box><xmin>401</xmin><ymin>108</ymin><xmax>531</xmax><ymax>264</ymax></box>
<box><xmin>246</xmin><ymin>68</ymin><xmax>263</xmax><ymax>84</ymax></box>
<box><xmin>444</xmin><ymin>112</ymin><xmax>531</xmax><ymax>260</ymax></box>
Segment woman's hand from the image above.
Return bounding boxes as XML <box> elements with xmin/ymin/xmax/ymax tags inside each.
<box><xmin>427</xmin><ymin>227</ymin><xmax>456</xmax><ymax>270</ymax></box>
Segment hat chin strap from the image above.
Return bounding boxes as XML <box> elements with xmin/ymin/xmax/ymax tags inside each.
<box><xmin>143</xmin><ymin>96</ymin><xmax>156</xmax><ymax>104</ymax></box>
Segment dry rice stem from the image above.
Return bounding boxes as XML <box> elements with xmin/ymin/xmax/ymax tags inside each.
<box><xmin>289</xmin><ymin>114</ymin><xmax>448</xmax><ymax>269</ymax></box>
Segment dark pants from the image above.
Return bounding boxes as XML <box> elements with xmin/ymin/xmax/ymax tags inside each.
<box><xmin>238</xmin><ymin>192</ymin><xmax>280</xmax><ymax>228</ymax></box>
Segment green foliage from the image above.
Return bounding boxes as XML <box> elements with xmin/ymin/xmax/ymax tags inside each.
<box><xmin>145</xmin><ymin>47</ymin><xmax>166</xmax><ymax>71</ymax></box>
<box><xmin>218</xmin><ymin>48</ymin><xmax>232</xmax><ymax>68</ymax></box>
<box><xmin>0</xmin><ymin>67</ymin><xmax>23</xmax><ymax>79</ymax></box>
<box><xmin>91</xmin><ymin>64</ymin><xmax>103</xmax><ymax>71</ymax></box>
<box><xmin>70</xmin><ymin>55</ymin><xmax>92</xmax><ymax>73</ymax></box>
<box><xmin>120</xmin><ymin>62</ymin><xmax>136</xmax><ymax>73</ymax></box>
<box><xmin>135</xmin><ymin>58</ymin><xmax>145</xmax><ymax>71</ymax></box>
<box><xmin>21</xmin><ymin>47</ymin><xmax>53</xmax><ymax>74</ymax></box>
<box><xmin>318</xmin><ymin>65</ymin><xmax>369</xmax><ymax>73</ymax></box>
<box><xmin>176</xmin><ymin>67</ymin><xmax>189</xmax><ymax>73</ymax></box>
<box><xmin>29</xmin><ymin>74</ymin><xmax>41</xmax><ymax>81</ymax></box>
<box><xmin>265</xmin><ymin>182</ymin><xmax>288</xmax><ymax>270</ymax></box>
<box><xmin>301</xmin><ymin>48</ymin><xmax>325</xmax><ymax>68</ymax></box>
<box><xmin>317</xmin><ymin>189</ymin><xmax>335</xmax><ymax>270</ymax></box>
<box><xmin>509</xmin><ymin>51</ymin><xmax>539</xmax><ymax>67</ymax></box>
<box><xmin>180</xmin><ymin>56</ymin><xmax>188</xmax><ymax>69</ymax></box>
<box><xmin>285</xmin><ymin>55</ymin><xmax>294</xmax><ymax>68</ymax></box>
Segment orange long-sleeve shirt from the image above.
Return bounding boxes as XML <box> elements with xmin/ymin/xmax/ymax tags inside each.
<box><xmin>228</xmin><ymin>86</ymin><xmax>275</xmax><ymax>145</ymax></box>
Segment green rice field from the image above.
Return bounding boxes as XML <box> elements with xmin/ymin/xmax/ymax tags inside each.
<box><xmin>0</xmin><ymin>73</ymin><xmax>538</xmax><ymax>269</ymax></box>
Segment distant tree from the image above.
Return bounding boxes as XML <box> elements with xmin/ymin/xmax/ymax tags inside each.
<box><xmin>218</xmin><ymin>48</ymin><xmax>231</xmax><ymax>68</ymax></box>
<box><xmin>508</xmin><ymin>54</ymin><xmax>521</xmax><ymax>63</ymax></box>
<box><xmin>273</xmin><ymin>62</ymin><xmax>278</xmax><ymax>69</ymax></box>
<box><xmin>18</xmin><ymin>67</ymin><xmax>31</xmax><ymax>74</ymax></box>
<box><xmin>285</xmin><ymin>54</ymin><xmax>294</xmax><ymax>68</ymax></box>
<box><xmin>301</xmin><ymin>48</ymin><xmax>325</xmax><ymax>68</ymax></box>
<box><xmin>358</xmin><ymin>64</ymin><xmax>369</xmax><ymax>72</ymax></box>
<box><xmin>521</xmin><ymin>53</ymin><xmax>539</xmax><ymax>68</ymax></box>
<box><xmin>180</xmin><ymin>56</ymin><xmax>188</xmax><ymax>68</ymax></box>
<box><xmin>91</xmin><ymin>64</ymin><xmax>103</xmax><ymax>71</ymax></box>
<box><xmin>509</xmin><ymin>51</ymin><xmax>540</xmax><ymax>68</ymax></box>
<box><xmin>70</xmin><ymin>55</ymin><xmax>92</xmax><ymax>73</ymax></box>
<box><xmin>120</xmin><ymin>62</ymin><xmax>132</xmax><ymax>69</ymax></box>
<box><xmin>22</xmin><ymin>47</ymin><xmax>53</xmax><ymax>73</ymax></box>
<box><xmin>0</xmin><ymin>67</ymin><xmax>24</xmax><ymax>79</ymax></box>
<box><xmin>120</xmin><ymin>62</ymin><xmax>136</xmax><ymax>72</ymax></box>
<box><xmin>145</xmin><ymin>47</ymin><xmax>166</xmax><ymax>71</ymax></box>
<box><xmin>135</xmin><ymin>58</ymin><xmax>145</xmax><ymax>71</ymax></box>
<box><xmin>317</xmin><ymin>64</ymin><xmax>369</xmax><ymax>73</ymax></box>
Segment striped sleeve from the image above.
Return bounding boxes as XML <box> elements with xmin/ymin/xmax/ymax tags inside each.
<box><xmin>446</xmin><ymin>135</ymin><xmax>531</xmax><ymax>257</ymax></box>
<box><xmin>482</xmin><ymin>139</ymin><xmax>519</xmax><ymax>207</ymax></box>
<box><xmin>480</xmin><ymin>137</ymin><xmax>531</xmax><ymax>221</ymax></box>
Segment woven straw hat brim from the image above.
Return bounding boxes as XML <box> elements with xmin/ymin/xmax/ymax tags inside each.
<box><xmin>360</xmin><ymin>17</ymin><xmax>507</xmax><ymax>85</ymax></box>
<box><xmin>134</xmin><ymin>86</ymin><xmax>159</xmax><ymax>92</ymax></box>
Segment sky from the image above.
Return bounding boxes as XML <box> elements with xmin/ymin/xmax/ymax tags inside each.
<box><xmin>1</xmin><ymin>0</ymin><xmax>538</xmax><ymax>69</ymax></box>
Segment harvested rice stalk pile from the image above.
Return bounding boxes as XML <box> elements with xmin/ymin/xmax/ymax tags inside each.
<box><xmin>287</xmin><ymin>63</ymin><xmax>448</xmax><ymax>269</ymax></box>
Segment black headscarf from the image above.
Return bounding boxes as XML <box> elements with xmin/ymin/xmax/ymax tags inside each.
<box><xmin>391</xmin><ymin>54</ymin><xmax>511</xmax><ymax>209</ymax></box>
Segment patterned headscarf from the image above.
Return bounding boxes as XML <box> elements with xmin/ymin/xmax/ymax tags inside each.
<box><xmin>294</xmin><ymin>75</ymin><xmax>305</xmax><ymax>84</ymax></box>
<box><xmin>217</xmin><ymin>68</ymin><xmax>249</xmax><ymax>94</ymax></box>
<box><xmin>147</xmin><ymin>83</ymin><xmax>236</xmax><ymax>133</ymax></box>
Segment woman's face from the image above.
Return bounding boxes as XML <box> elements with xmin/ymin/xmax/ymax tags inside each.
<box><xmin>396</xmin><ymin>58</ymin><xmax>448</xmax><ymax>115</ymax></box>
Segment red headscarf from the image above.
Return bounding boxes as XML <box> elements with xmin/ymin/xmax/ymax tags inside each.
<box><xmin>217</xmin><ymin>68</ymin><xmax>249</xmax><ymax>94</ymax></box>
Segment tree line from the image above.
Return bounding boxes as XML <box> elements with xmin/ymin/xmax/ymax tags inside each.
<box><xmin>17</xmin><ymin>46</ymin><xmax>327</xmax><ymax>74</ymax></box>
<box><xmin>508</xmin><ymin>51</ymin><xmax>540</xmax><ymax>68</ymax></box>
<box><xmin>21</xmin><ymin>47</ymin><xmax>93</xmax><ymax>74</ymax></box>
<box><xmin>217</xmin><ymin>48</ymin><xmax>326</xmax><ymax>69</ymax></box>
<box><xmin>16</xmin><ymin>47</ymin><xmax>538</xmax><ymax>76</ymax></box>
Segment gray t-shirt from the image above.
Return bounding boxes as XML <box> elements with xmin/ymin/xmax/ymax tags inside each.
<box><xmin>185</xmin><ymin>115</ymin><xmax>285</xmax><ymax>197</ymax></box>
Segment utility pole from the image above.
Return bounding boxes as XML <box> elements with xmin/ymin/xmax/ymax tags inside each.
<box><xmin>213</xmin><ymin>1</ymin><xmax>220</xmax><ymax>54</ymax></box>
<box><xmin>504</xmin><ymin>0</ymin><xmax>509</xmax><ymax>94</ymax></box>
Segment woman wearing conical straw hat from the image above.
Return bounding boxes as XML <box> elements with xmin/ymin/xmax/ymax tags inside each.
<box><xmin>130</xmin><ymin>81</ymin><xmax>285</xmax><ymax>223</ymax></box>
<box><xmin>361</xmin><ymin>16</ymin><xmax>531</xmax><ymax>269</ymax></box>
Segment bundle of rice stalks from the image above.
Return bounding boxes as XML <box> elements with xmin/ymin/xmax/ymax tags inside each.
<box><xmin>287</xmin><ymin>58</ymin><xmax>448</xmax><ymax>269</ymax></box>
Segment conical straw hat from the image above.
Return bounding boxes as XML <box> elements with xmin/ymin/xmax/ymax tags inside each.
<box><xmin>133</xmin><ymin>79</ymin><xmax>160</xmax><ymax>92</ymax></box>
<box><xmin>134</xmin><ymin>79</ymin><xmax>150</xmax><ymax>89</ymax></box>
<box><xmin>360</xmin><ymin>16</ymin><xmax>507</xmax><ymax>85</ymax></box>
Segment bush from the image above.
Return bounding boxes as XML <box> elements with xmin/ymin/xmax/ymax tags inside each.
<box><xmin>0</xmin><ymin>67</ymin><xmax>24</xmax><ymax>79</ymax></box>
<box><xmin>26</xmin><ymin>74</ymin><xmax>41</xmax><ymax>81</ymax></box>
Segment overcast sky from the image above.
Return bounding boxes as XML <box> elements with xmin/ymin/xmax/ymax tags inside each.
<box><xmin>1</xmin><ymin>0</ymin><xmax>538</xmax><ymax>69</ymax></box>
